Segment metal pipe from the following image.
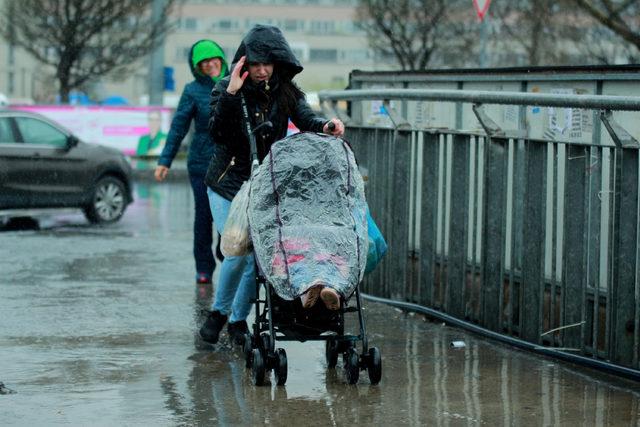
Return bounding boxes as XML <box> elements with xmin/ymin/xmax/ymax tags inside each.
<box><xmin>362</xmin><ymin>292</ymin><xmax>640</xmax><ymax>382</ymax></box>
<box><xmin>319</xmin><ymin>88</ymin><xmax>640</xmax><ymax>111</ymax></box>
<box><xmin>349</xmin><ymin>67</ymin><xmax>640</xmax><ymax>83</ymax></box>
<box><xmin>148</xmin><ymin>0</ymin><xmax>167</xmax><ymax>106</ymax></box>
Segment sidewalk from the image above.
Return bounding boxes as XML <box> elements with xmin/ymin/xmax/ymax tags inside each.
<box><xmin>3</xmin><ymin>180</ymin><xmax>639</xmax><ymax>425</ymax></box>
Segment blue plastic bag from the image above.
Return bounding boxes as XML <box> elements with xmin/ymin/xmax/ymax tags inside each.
<box><xmin>365</xmin><ymin>208</ymin><xmax>388</xmax><ymax>275</ymax></box>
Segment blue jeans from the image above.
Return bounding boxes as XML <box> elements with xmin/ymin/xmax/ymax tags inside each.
<box><xmin>207</xmin><ymin>188</ymin><xmax>256</xmax><ymax>323</ymax></box>
<box><xmin>189</xmin><ymin>171</ymin><xmax>215</xmax><ymax>277</ymax></box>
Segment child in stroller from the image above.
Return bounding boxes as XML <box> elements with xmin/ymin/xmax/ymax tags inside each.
<box><xmin>271</xmin><ymin>232</ymin><xmax>348</xmax><ymax>310</ymax></box>
<box><xmin>241</xmin><ymin>131</ymin><xmax>381</xmax><ymax>386</ymax></box>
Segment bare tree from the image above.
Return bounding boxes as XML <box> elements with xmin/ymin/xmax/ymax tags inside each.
<box><xmin>570</xmin><ymin>0</ymin><xmax>640</xmax><ymax>50</ymax></box>
<box><xmin>564</xmin><ymin>14</ymin><xmax>640</xmax><ymax>64</ymax></box>
<box><xmin>355</xmin><ymin>0</ymin><xmax>475</xmax><ymax>70</ymax></box>
<box><xmin>491</xmin><ymin>0</ymin><xmax>639</xmax><ymax>66</ymax></box>
<box><xmin>0</xmin><ymin>0</ymin><xmax>178</xmax><ymax>102</ymax></box>
<box><xmin>492</xmin><ymin>0</ymin><xmax>574</xmax><ymax>66</ymax></box>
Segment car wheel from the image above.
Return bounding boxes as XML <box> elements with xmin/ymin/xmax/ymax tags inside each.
<box><xmin>84</xmin><ymin>176</ymin><xmax>127</xmax><ymax>224</ymax></box>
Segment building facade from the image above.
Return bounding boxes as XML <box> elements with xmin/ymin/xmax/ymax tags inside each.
<box><xmin>0</xmin><ymin>0</ymin><xmax>383</xmax><ymax>105</ymax></box>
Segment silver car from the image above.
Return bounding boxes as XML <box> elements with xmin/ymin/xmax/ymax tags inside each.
<box><xmin>0</xmin><ymin>110</ymin><xmax>133</xmax><ymax>224</ymax></box>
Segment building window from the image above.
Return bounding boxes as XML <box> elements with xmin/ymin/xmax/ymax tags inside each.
<box><xmin>175</xmin><ymin>47</ymin><xmax>191</xmax><ymax>61</ymax></box>
<box><xmin>309</xmin><ymin>20</ymin><xmax>335</xmax><ymax>34</ymax></box>
<box><xmin>309</xmin><ymin>48</ymin><xmax>337</xmax><ymax>62</ymax></box>
<box><xmin>181</xmin><ymin>17</ymin><xmax>198</xmax><ymax>31</ymax></box>
<box><xmin>8</xmin><ymin>71</ymin><xmax>15</xmax><ymax>95</ymax></box>
<box><xmin>214</xmin><ymin>19</ymin><xmax>239</xmax><ymax>31</ymax></box>
<box><xmin>246</xmin><ymin>18</ymin><xmax>276</xmax><ymax>29</ymax></box>
<box><xmin>340</xmin><ymin>49</ymin><xmax>372</xmax><ymax>63</ymax></box>
<box><xmin>291</xmin><ymin>48</ymin><xmax>305</xmax><ymax>61</ymax></box>
<box><xmin>341</xmin><ymin>21</ymin><xmax>364</xmax><ymax>35</ymax></box>
<box><xmin>218</xmin><ymin>19</ymin><xmax>232</xmax><ymax>30</ymax></box>
<box><xmin>283</xmin><ymin>19</ymin><xmax>304</xmax><ymax>32</ymax></box>
<box><xmin>289</xmin><ymin>42</ymin><xmax>309</xmax><ymax>62</ymax></box>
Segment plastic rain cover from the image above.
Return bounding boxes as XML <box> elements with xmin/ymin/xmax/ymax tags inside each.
<box><xmin>248</xmin><ymin>132</ymin><xmax>368</xmax><ymax>301</ymax></box>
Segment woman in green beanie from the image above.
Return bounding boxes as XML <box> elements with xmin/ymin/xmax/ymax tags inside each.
<box><xmin>155</xmin><ymin>39</ymin><xmax>229</xmax><ymax>284</ymax></box>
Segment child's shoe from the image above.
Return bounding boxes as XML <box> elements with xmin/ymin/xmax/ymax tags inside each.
<box><xmin>320</xmin><ymin>287</ymin><xmax>341</xmax><ymax>310</ymax></box>
<box><xmin>301</xmin><ymin>285</ymin><xmax>322</xmax><ymax>308</ymax></box>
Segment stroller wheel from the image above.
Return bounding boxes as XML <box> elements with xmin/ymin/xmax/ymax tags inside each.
<box><xmin>274</xmin><ymin>348</ymin><xmax>288</xmax><ymax>386</ymax></box>
<box><xmin>243</xmin><ymin>334</ymin><xmax>253</xmax><ymax>368</ymax></box>
<box><xmin>251</xmin><ymin>349</ymin><xmax>266</xmax><ymax>386</ymax></box>
<box><xmin>367</xmin><ymin>347</ymin><xmax>382</xmax><ymax>385</ymax></box>
<box><xmin>343</xmin><ymin>347</ymin><xmax>359</xmax><ymax>385</ymax></box>
<box><xmin>260</xmin><ymin>333</ymin><xmax>272</xmax><ymax>356</ymax></box>
<box><xmin>325</xmin><ymin>339</ymin><xmax>339</xmax><ymax>369</ymax></box>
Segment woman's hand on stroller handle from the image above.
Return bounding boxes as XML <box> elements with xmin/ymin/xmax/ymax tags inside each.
<box><xmin>323</xmin><ymin>118</ymin><xmax>344</xmax><ymax>136</ymax></box>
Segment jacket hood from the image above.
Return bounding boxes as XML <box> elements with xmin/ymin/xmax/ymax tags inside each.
<box><xmin>231</xmin><ymin>25</ymin><xmax>303</xmax><ymax>80</ymax></box>
<box><xmin>189</xmin><ymin>40</ymin><xmax>229</xmax><ymax>83</ymax></box>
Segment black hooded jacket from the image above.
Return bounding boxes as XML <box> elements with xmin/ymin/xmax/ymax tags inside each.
<box><xmin>204</xmin><ymin>25</ymin><xmax>327</xmax><ymax>200</ymax></box>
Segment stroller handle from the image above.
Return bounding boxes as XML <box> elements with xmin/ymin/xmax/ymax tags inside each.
<box><xmin>240</xmin><ymin>93</ymin><xmax>273</xmax><ymax>166</ymax></box>
<box><xmin>252</xmin><ymin>120</ymin><xmax>273</xmax><ymax>136</ymax></box>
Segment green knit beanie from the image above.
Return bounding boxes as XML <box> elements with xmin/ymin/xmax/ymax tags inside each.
<box><xmin>192</xmin><ymin>40</ymin><xmax>227</xmax><ymax>78</ymax></box>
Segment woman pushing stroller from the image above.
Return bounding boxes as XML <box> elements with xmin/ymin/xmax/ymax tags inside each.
<box><xmin>200</xmin><ymin>24</ymin><xmax>345</xmax><ymax>345</ymax></box>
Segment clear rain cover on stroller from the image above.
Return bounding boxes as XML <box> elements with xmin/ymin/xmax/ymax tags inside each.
<box><xmin>248</xmin><ymin>132</ymin><xmax>368</xmax><ymax>301</ymax></box>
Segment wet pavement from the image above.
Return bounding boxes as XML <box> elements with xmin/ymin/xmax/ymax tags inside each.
<box><xmin>1</xmin><ymin>181</ymin><xmax>640</xmax><ymax>425</ymax></box>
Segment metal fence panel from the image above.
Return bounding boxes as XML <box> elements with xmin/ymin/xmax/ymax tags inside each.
<box><xmin>562</xmin><ymin>145</ymin><xmax>589</xmax><ymax>349</ymax></box>
<box><xmin>522</xmin><ymin>140</ymin><xmax>546</xmax><ymax>343</ymax></box>
<box><xmin>419</xmin><ymin>132</ymin><xmax>440</xmax><ymax>307</ymax></box>
<box><xmin>481</xmin><ymin>137</ymin><xmax>508</xmax><ymax>331</ymax></box>
<box><xmin>447</xmin><ymin>134</ymin><xmax>470</xmax><ymax>317</ymax></box>
<box><xmin>389</xmin><ymin>129</ymin><xmax>412</xmax><ymax>300</ymax></box>
<box><xmin>612</xmin><ymin>148</ymin><xmax>639</xmax><ymax>366</ymax></box>
<box><xmin>322</xmin><ymin>72</ymin><xmax>640</xmax><ymax>373</ymax></box>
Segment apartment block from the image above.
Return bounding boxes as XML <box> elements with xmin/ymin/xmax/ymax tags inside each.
<box><xmin>0</xmin><ymin>0</ymin><xmax>382</xmax><ymax>105</ymax></box>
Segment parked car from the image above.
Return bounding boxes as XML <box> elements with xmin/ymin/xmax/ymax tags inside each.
<box><xmin>0</xmin><ymin>110</ymin><xmax>133</xmax><ymax>224</ymax></box>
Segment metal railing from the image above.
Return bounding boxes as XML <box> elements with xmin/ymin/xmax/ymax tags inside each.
<box><xmin>319</xmin><ymin>87</ymin><xmax>640</xmax><ymax>374</ymax></box>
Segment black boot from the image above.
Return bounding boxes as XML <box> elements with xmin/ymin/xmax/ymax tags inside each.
<box><xmin>199</xmin><ymin>310</ymin><xmax>228</xmax><ymax>344</ymax></box>
<box><xmin>227</xmin><ymin>320</ymin><xmax>249</xmax><ymax>345</ymax></box>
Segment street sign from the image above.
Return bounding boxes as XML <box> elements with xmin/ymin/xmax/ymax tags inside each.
<box><xmin>473</xmin><ymin>0</ymin><xmax>491</xmax><ymax>21</ymax></box>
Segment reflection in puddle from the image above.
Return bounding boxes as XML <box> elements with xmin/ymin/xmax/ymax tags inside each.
<box><xmin>161</xmin><ymin>354</ymin><xmax>253</xmax><ymax>426</ymax></box>
<box><xmin>126</xmin><ymin>182</ymin><xmax>193</xmax><ymax>234</ymax></box>
<box><xmin>166</xmin><ymin>304</ymin><xmax>640</xmax><ymax>425</ymax></box>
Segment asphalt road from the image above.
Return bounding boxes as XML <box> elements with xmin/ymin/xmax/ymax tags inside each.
<box><xmin>1</xmin><ymin>181</ymin><xmax>639</xmax><ymax>426</ymax></box>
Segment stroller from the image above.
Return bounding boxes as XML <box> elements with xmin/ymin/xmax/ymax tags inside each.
<box><xmin>239</xmin><ymin>130</ymin><xmax>381</xmax><ymax>386</ymax></box>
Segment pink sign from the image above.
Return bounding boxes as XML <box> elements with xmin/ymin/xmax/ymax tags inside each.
<box><xmin>472</xmin><ymin>0</ymin><xmax>491</xmax><ymax>21</ymax></box>
<box><xmin>11</xmin><ymin>105</ymin><xmax>173</xmax><ymax>156</ymax></box>
<box><xmin>102</xmin><ymin>126</ymin><xmax>150</xmax><ymax>136</ymax></box>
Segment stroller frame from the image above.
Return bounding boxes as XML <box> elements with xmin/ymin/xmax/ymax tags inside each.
<box><xmin>241</xmin><ymin>268</ymin><xmax>382</xmax><ymax>386</ymax></box>
<box><xmin>238</xmin><ymin>96</ymin><xmax>381</xmax><ymax>386</ymax></box>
